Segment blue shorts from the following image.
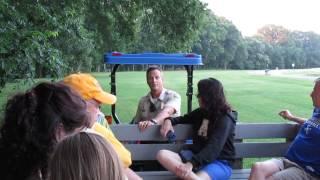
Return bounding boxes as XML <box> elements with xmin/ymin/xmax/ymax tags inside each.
<box><xmin>179</xmin><ymin>150</ymin><xmax>232</xmax><ymax>180</ymax></box>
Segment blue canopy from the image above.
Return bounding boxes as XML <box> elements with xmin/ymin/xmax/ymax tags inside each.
<box><xmin>104</xmin><ymin>52</ymin><xmax>202</xmax><ymax>65</ymax></box>
<box><xmin>103</xmin><ymin>51</ymin><xmax>202</xmax><ymax>124</ymax></box>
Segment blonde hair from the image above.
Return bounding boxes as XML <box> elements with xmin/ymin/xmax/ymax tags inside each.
<box><xmin>48</xmin><ymin>132</ymin><xmax>125</xmax><ymax>180</ymax></box>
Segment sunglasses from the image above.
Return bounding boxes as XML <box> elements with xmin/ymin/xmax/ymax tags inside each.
<box><xmin>149</xmin><ymin>103</ymin><xmax>156</xmax><ymax>112</ymax></box>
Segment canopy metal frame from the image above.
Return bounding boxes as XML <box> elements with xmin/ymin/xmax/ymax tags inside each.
<box><xmin>105</xmin><ymin>52</ymin><xmax>202</xmax><ymax>124</ymax></box>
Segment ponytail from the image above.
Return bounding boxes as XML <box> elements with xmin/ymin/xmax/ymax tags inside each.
<box><xmin>0</xmin><ymin>82</ymin><xmax>88</xmax><ymax>180</ymax></box>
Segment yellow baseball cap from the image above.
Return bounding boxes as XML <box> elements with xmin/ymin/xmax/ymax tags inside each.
<box><xmin>63</xmin><ymin>73</ymin><xmax>116</xmax><ymax>105</ymax></box>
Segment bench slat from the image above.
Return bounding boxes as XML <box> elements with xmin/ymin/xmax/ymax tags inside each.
<box><xmin>124</xmin><ymin>142</ymin><xmax>290</xmax><ymax>160</ymax></box>
<box><xmin>230</xmin><ymin>169</ymin><xmax>251</xmax><ymax>179</ymax></box>
<box><xmin>111</xmin><ymin>123</ymin><xmax>299</xmax><ymax>141</ymax></box>
<box><xmin>136</xmin><ymin>169</ymin><xmax>251</xmax><ymax>180</ymax></box>
<box><xmin>111</xmin><ymin>124</ymin><xmax>192</xmax><ymax>141</ymax></box>
<box><xmin>137</xmin><ymin>171</ymin><xmax>176</xmax><ymax>180</ymax></box>
<box><xmin>235</xmin><ymin>142</ymin><xmax>291</xmax><ymax>158</ymax></box>
<box><xmin>235</xmin><ymin>123</ymin><xmax>299</xmax><ymax>139</ymax></box>
<box><xmin>125</xmin><ymin>144</ymin><xmax>185</xmax><ymax>160</ymax></box>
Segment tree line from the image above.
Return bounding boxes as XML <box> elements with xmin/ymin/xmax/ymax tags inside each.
<box><xmin>196</xmin><ymin>22</ymin><xmax>320</xmax><ymax>70</ymax></box>
<box><xmin>1</xmin><ymin>0</ymin><xmax>320</xmax><ymax>88</ymax></box>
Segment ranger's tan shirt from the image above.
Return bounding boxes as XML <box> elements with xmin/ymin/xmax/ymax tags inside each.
<box><xmin>133</xmin><ymin>89</ymin><xmax>181</xmax><ymax>123</ymax></box>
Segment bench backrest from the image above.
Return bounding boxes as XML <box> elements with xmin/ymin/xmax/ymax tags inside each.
<box><xmin>111</xmin><ymin>123</ymin><xmax>300</xmax><ymax>169</ymax></box>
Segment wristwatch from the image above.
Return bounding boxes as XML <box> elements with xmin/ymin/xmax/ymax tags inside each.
<box><xmin>150</xmin><ymin>118</ymin><xmax>158</xmax><ymax>124</ymax></box>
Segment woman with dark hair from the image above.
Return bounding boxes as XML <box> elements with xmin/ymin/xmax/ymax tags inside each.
<box><xmin>48</xmin><ymin>131</ymin><xmax>126</xmax><ymax>180</ymax></box>
<box><xmin>157</xmin><ymin>78</ymin><xmax>237</xmax><ymax>180</ymax></box>
<box><xmin>0</xmin><ymin>82</ymin><xmax>89</xmax><ymax>180</ymax></box>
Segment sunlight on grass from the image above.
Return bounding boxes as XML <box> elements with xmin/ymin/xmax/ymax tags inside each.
<box><xmin>93</xmin><ymin>70</ymin><xmax>314</xmax><ymax>123</ymax></box>
<box><xmin>0</xmin><ymin>69</ymin><xmax>316</xmax><ymax>124</ymax></box>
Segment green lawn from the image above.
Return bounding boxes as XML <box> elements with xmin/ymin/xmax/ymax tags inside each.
<box><xmin>92</xmin><ymin>70</ymin><xmax>314</xmax><ymax>123</ymax></box>
<box><xmin>0</xmin><ymin>70</ymin><xmax>315</xmax><ymax>123</ymax></box>
<box><xmin>0</xmin><ymin>69</ymin><xmax>317</xmax><ymax>168</ymax></box>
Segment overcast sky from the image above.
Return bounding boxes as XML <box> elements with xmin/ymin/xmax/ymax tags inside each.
<box><xmin>201</xmin><ymin>0</ymin><xmax>320</xmax><ymax>36</ymax></box>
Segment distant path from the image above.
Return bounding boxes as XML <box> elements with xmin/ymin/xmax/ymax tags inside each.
<box><xmin>247</xmin><ymin>68</ymin><xmax>320</xmax><ymax>81</ymax></box>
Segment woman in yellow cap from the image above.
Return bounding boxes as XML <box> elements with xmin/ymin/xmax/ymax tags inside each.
<box><xmin>63</xmin><ymin>73</ymin><xmax>141</xmax><ymax>180</ymax></box>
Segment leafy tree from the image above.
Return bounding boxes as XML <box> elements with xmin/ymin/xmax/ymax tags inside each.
<box><xmin>192</xmin><ymin>11</ymin><xmax>227</xmax><ymax>68</ymax></box>
<box><xmin>192</xmin><ymin>11</ymin><xmax>244</xmax><ymax>69</ymax></box>
<box><xmin>256</xmin><ymin>25</ymin><xmax>289</xmax><ymax>44</ymax></box>
<box><xmin>245</xmin><ymin>37</ymin><xmax>270</xmax><ymax>69</ymax></box>
<box><xmin>266</xmin><ymin>44</ymin><xmax>285</xmax><ymax>69</ymax></box>
<box><xmin>0</xmin><ymin>0</ymin><xmax>206</xmax><ymax>88</ymax></box>
<box><xmin>0</xmin><ymin>0</ymin><xmax>63</xmax><ymax>87</ymax></box>
<box><xmin>301</xmin><ymin>32</ymin><xmax>320</xmax><ymax>67</ymax></box>
<box><xmin>229</xmin><ymin>41</ymin><xmax>248</xmax><ymax>69</ymax></box>
<box><xmin>217</xmin><ymin>19</ymin><xmax>242</xmax><ymax>69</ymax></box>
<box><xmin>3</xmin><ymin>0</ymin><xmax>320</xmax><ymax>89</ymax></box>
<box><xmin>140</xmin><ymin>0</ymin><xmax>206</xmax><ymax>52</ymax></box>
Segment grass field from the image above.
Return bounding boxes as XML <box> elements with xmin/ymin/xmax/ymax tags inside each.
<box><xmin>0</xmin><ymin>69</ymin><xmax>318</xmax><ymax>168</ymax></box>
<box><xmin>95</xmin><ymin>69</ymin><xmax>315</xmax><ymax>123</ymax></box>
<box><xmin>0</xmin><ymin>69</ymin><xmax>317</xmax><ymax>123</ymax></box>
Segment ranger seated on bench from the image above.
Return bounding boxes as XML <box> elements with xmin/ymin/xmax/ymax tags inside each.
<box><xmin>249</xmin><ymin>78</ymin><xmax>320</xmax><ymax>180</ymax></box>
<box><xmin>132</xmin><ymin>66</ymin><xmax>181</xmax><ymax>131</ymax></box>
<box><xmin>157</xmin><ymin>78</ymin><xmax>237</xmax><ymax>180</ymax></box>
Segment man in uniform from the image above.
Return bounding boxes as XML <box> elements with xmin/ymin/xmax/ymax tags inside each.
<box><xmin>132</xmin><ymin>66</ymin><xmax>181</xmax><ymax>131</ymax></box>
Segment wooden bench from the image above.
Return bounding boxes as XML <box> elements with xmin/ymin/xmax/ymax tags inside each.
<box><xmin>111</xmin><ymin>123</ymin><xmax>300</xmax><ymax>180</ymax></box>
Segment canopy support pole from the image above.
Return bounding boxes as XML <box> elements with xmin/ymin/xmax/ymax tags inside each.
<box><xmin>110</xmin><ymin>64</ymin><xmax>120</xmax><ymax>124</ymax></box>
<box><xmin>184</xmin><ymin>65</ymin><xmax>193</xmax><ymax>113</ymax></box>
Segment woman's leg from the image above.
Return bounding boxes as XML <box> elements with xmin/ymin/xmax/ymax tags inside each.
<box><xmin>156</xmin><ymin>150</ymin><xmax>182</xmax><ymax>172</ymax></box>
<box><xmin>249</xmin><ymin>159</ymin><xmax>283</xmax><ymax>180</ymax></box>
<box><xmin>156</xmin><ymin>150</ymin><xmax>199</xmax><ymax>180</ymax></box>
<box><xmin>196</xmin><ymin>171</ymin><xmax>211</xmax><ymax>180</ymax></box>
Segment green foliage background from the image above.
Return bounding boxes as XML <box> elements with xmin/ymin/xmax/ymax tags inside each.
<box><xmin>2</xmin><ymin>0</ymin><xmax>320</xmax><ymax>89</ymax></box>
<box><xmin>0</xmin><ymin>0</ymin><xmax>206</xmax><ymax>87</ymax></box>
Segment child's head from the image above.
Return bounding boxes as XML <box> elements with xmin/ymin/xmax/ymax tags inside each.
<box><xmin>0</xmin><ymin>82</ymin><xmax>89</xmax><ymax>179</ymax></box>
<box><xmin>48</xmin><ymin>132</ymin><xmax>125</xmax><ymax>180</ymax></box>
